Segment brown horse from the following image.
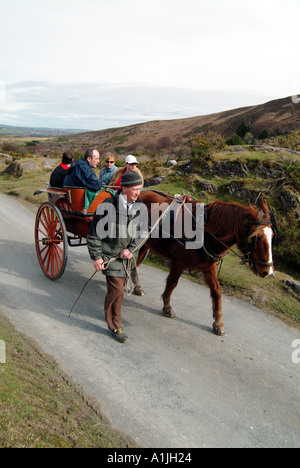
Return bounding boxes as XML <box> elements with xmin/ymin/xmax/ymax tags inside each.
<box><xmin>133</xmin><ymin>190</ymin><xmax>274</xmax><ymax>335</ymax></box>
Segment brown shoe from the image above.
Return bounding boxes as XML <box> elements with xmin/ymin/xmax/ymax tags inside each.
<box><xmin>111</xmin><ymin>328</ymin><xmax>128</xmax><ymax>343</ymax></box>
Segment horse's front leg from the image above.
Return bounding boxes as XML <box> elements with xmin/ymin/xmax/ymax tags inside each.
<box><xmin>162</xmin><ymin>261</ymin><xmax>185</xmax><ymax>318</ymax></box>
<box><xmin>131</xmin><ymin>246</ymin><xmax>149</xmax><ymax>296</ymax></box>
<box><xmin>131</xmin><ymin>265</ymin><xmax>145</xmax><ymax>296</ymax></box>
<box><xmin>203</xmin><ymin>265</ymin><xmax>225</xmax><ymax>335</ymax></box>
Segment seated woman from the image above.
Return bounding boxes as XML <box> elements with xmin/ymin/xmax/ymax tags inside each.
<box><xmin>50</xmin><ymin>151</ymin><xmax>74</xmax><ymax>188</ymax></box>
<box><xmin>99</xmin><ymin>153</ymin><xmax>118</xmax><ymax>188</ymax></box>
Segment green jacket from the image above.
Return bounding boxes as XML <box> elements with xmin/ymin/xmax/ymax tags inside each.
<box><xmin>87</xmin><ymin>192</ymin><xmax>148</xmax><ymax>277</ymax></box>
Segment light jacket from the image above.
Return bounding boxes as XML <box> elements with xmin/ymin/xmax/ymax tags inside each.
<box><xmin>99</xmin><ymin>164</ymin><xmax>118</xmax><ymax>187</ymax></box>
<box><xmin>87</xmin><ymin>192</ymin><xmax>148</xmax><ymax>277</ymax></box>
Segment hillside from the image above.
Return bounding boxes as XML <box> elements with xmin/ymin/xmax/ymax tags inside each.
<box><xmin>47</xmin><ymin>95</ymin><xmax>300</xmax><ymax>154</ymax></box>
<box><xmin>0</xmin><ymin>124</ymin><xmax>85</xmax><ymax>137</ymax></box>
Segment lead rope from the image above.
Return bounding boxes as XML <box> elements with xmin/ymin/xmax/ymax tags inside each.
<box><xmin>68</xmin><ymin>270</ymin><xmax>97</xmax><ymax>317</ymax></box>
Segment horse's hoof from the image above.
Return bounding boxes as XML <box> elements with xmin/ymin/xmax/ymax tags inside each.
<box><xmin>213</xmin><ymin>323</ymin><xmax>225</xmax><ymax>336</ymax></box>
<box><xmin>133</xmin><ymin>287</ymin><xmax>145</xmax><ymax>296</ymax></box>
<box><xmin>162</xmin><ymin>307</ymin><xmax>176</xmax><ymax>318</ymax></box>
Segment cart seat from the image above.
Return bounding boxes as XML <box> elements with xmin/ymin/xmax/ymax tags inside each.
<box><xmin>47</xmin><ymin>186</ymin><xmax>112</xmax><ymax>215</ymax></box>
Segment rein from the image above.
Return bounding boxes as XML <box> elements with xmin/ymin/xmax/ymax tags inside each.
<box><xmin>206</xmin><ymin>216</ymin><xmax>274</xmax><ymax>268</ymax></box>
<box><xmin>177</xmin><ymin>198</ymin><xmax>274</xmax><ymax>269</ymax></box>
<box><xmin>149</xmin><ymin>193</ymin><xmax>274</xmax><ymax>271</ymax></box>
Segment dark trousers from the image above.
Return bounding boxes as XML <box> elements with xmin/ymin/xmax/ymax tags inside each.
<box><xmin>104</xmin><ymin>276</ymin><xmax>126</xmax><ymax>331</ymax></box>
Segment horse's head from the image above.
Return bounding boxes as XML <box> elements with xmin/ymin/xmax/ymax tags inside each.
<box><xmin>243</xmin><ymin>200</ymin><xmax>275</xmax><ymax>278</ymax></box>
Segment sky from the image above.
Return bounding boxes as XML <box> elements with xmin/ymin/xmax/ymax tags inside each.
<box><xmin>0</xmin><ymin>0</ymin><xmax>299</xmax><ymax>131</ymax></box>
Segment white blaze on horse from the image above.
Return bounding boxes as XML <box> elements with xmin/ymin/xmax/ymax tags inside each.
<box><xmin>132</xmin><ymin>191</ymin><xmax>275</xmax><ymax>336</ymax></box>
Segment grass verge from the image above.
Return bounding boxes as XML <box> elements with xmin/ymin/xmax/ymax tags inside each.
<box><xmin>0</xmin><ymin>311</ymin><xmax>138</xmax><ymax>448</ymax></box>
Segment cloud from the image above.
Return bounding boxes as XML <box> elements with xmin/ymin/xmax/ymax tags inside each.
<box><xmin>0</xmin><ymin>80</ymin><xmax>6</xmax><ymax>105</ymax></box>
<box><xmin>1</xmin><ymin>0</ymin><xmax>299</xmax><ymax>129</ymax></box>
<box><xmin>1</xmin><ymin>0</ymin><xmax>299</xmax><ymax>92</ymax></box>
<box><xmin>0</xmin><ymin>81</ymin><xmax>277</xmax><ymax>130</ymax></box>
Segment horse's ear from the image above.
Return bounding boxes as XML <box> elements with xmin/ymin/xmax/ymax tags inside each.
<box><xmin>248</xmin><ymin>203</ymin><xmax>257</xmax><ymax>219</ymax></box>
<box><xmin>259</xmin><ymin>199</ymin><xmax>269</xmax><ymax>215</ymax></box>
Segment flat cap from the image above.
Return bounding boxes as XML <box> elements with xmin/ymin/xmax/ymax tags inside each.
<box><xmin>121</xmin><ymin>170</ymin><xmax>143</xmax><ymax>187</ymax></box>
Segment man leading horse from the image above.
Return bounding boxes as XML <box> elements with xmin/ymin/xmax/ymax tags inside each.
<box><xmin>87</xmin><ymin>170</ymin><xmax>147</xmax><ymax>343</ymax></box>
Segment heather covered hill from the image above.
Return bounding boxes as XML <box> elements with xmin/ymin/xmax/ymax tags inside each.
<box><xmin>47</xmin><ymin>95</ymin><xmax>300</xmax><ymax>154</ymax></box>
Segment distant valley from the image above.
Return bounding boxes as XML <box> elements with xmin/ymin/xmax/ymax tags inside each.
<box><xmin>0</xmin><ymin>124</ymin><xmax>86</xmax><ymax>138</ymax></box>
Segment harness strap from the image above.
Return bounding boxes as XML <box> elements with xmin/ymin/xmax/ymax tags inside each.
<box><xmin>181</xmin><ymin>201</ymin><xmax>274</xmax><ymax>268</ymax></box>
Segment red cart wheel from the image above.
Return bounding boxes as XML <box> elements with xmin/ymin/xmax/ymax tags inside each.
<box><xmin>35</xmin><ymin>202</ymin><xmax>68</xmax><ymax>280</ymax></box>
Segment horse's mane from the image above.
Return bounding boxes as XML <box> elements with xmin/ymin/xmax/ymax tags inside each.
<box><xmin>205</xmin><ymin>200</ymin><xmax>249</xmax><ymax>243</ymax></box>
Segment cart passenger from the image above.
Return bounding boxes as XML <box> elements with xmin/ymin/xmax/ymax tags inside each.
<box><xmin>50</xmin><ymin>151</ymin><xmax>74</xmax><ymax>188</ymax></box>
<box><xmin>109</xmin><ymin>154</ymin><xmax>143</xmax><ymax>190</ymax></box>
<box><xmin>63</xmin><ymin>149</ymin><xmax>102</xmax><ymax>191</ymax></box>
<box><xmin>87</xmin><ymin>170</ymin><xmax>147</xmax><ymax>343</ymax></box>
<box><xmin>99</xmin><ymin>152</ymin><xmax>118</xmax><ymax>187</ymax></box>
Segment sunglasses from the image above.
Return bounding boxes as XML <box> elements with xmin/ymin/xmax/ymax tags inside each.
<box><xmin>106</xmin><ymin>161</ymin><xmax>114</xmax><ymax>164</ymax></box>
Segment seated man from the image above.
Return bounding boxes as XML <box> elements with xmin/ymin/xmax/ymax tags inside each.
<box><xmin>50</xmin><ymin>151</ymin><xmax>74</xmax><ymax>188</ymax></box>
<box><xmin>63</xmin><ymin>149</ymin><xmax>102</xmax><ymax>191</ymax></box>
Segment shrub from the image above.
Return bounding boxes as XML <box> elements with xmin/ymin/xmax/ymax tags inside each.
<box><xmin>236</xmin><ymin>118</ymin><xmax>251</xmax><ymax>138</ymax></box>
<box><xmin>258</xmin><ymin>129</ymin><xmax>271</xmax><ymax>140</ymax></box>
<box><xmin>225</xmin><ymin>134</ymin><xmax>244</xmax><ymax>145</ymax></box>
<box><xmin>275</xmin><ymin>215</ymin><xmax>300</xmax><ymax>271</ymax></box>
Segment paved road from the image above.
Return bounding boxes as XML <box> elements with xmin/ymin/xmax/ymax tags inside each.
<box><xmin>0</xmin><ymin>193</ymin><xmax>299</xmax><ymax>448</ymax></box>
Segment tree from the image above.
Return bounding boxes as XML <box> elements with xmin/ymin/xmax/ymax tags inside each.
<box><xmin>258</xmin><ymin>129</ymin><xmax>271</xmax><ymax>140</ymax></box>
<box><xmin>236</xmin><ymin>118</ymin><xmax>251</xmax><ymax>138</ymax></box>
<box><xmin>225</xmin><ymin>133</ymin><xmax>244</xmax><ymax>145</ymax></box>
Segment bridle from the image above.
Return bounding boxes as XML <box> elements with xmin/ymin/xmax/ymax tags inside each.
<box><xmin>148</xmin><ymin>192</ymin><xmax>275</xmax><ymax>270</ymax></box>
<box><xmin>241</xmin><ymin>215</ymin><xmax>274</xmax><ymax>269</ymax></box>
<box><xmin>192</xmin><ymin>205</ymin><xmax>274</xmax><ymax>270</ymax></box>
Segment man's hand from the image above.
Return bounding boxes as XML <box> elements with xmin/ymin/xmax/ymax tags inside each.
<box><xmin>93</xmin><ymin>259</ymin><xmax>105</xmax><ymax>271</ymax></box>
<box><xmin>120</xmin><ymin>249</ymin><xmax>133</xmax><ymax>259</ymax></box>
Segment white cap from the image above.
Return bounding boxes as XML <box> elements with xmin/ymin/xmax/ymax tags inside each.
<box><xmin>125</xmin><ymin>154</ymin><xmax>138</xmax><ymax>164</ymax></box>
